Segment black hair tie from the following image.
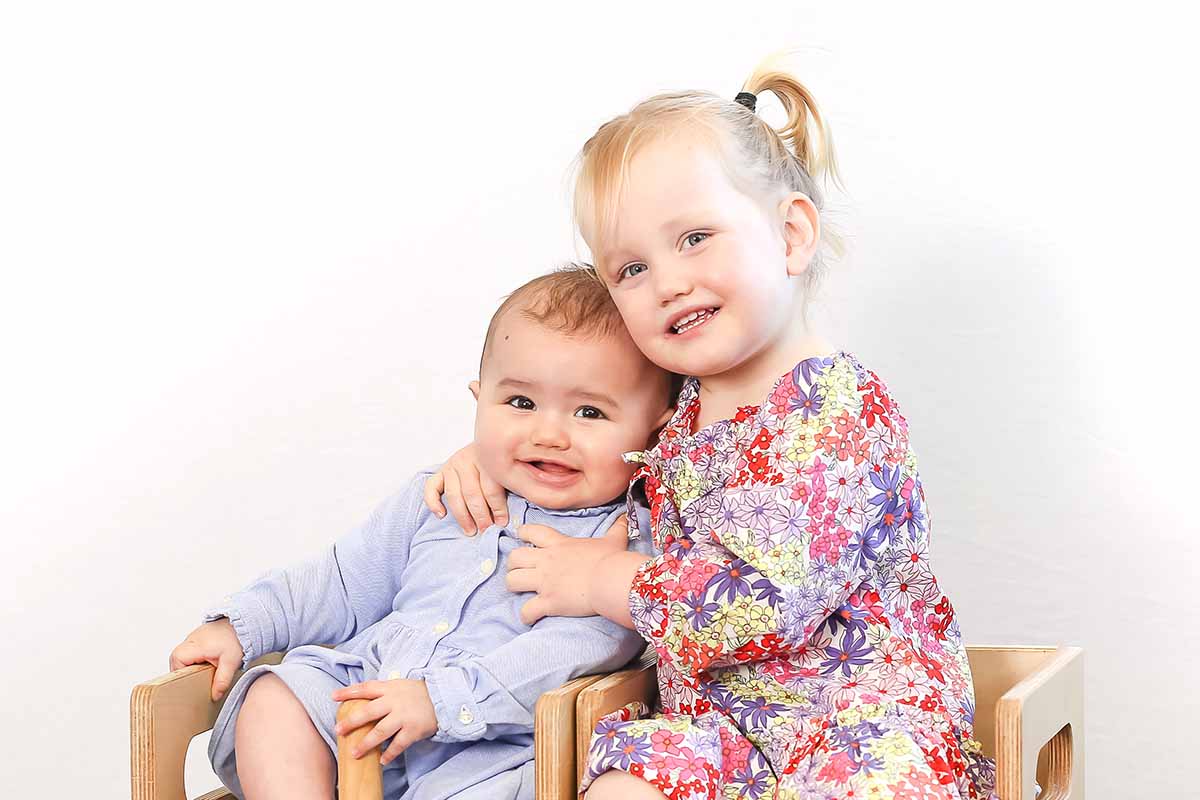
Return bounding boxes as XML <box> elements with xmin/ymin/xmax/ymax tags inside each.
<box><xmin>734</xmin><ymin>91</ymin><xmax>757</xmax><ymax>112</ymax></box>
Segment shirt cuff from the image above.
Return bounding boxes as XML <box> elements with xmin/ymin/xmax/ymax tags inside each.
<box><xmin>202</xmin><ymin>597</ymin><xmax>268</xmax><ymax>668</ymax></box>
<box><xmin>414</xmin><ymin>666</ymin><xmax>486</xmax><ymax>743</ymax></box>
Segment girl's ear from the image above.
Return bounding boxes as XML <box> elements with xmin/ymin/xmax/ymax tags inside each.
<box><xmin>778</xmin><ymin>192</ymin><xmax>821</xmax><ymax>277</ymax></box>
<box><xmin>468</xmin><ymin>380</ymin><xmax>481</xmax><ymax>402</ymax></box>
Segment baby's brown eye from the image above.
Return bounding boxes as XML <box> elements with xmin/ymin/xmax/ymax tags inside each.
<box><xmin>506</xmin><ymin>396</ymin><xmax>535</xmax><ymax>410</ymax></box>
<box><xmin>575</xmin><ymin>406</ymin><xmax>606</xmax><ymax>419</ymax></box>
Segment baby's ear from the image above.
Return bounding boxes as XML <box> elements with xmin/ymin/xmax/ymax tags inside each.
<box><xmin>468</xmin><ymin>380</ymin><xmax>481</xmax><ymax>402</ymax></box>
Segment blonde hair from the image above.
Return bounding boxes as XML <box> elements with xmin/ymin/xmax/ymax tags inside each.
<box><xmin>574</xmin><ymin>54</ymin><xmax>844</xmax><ymax>294</ymax></box>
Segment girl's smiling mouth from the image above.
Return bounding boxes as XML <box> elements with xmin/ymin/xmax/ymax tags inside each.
<box><xmin>668</xmin><ymin>307</ymin><xmax>720</xmax><ymax>336</ymax></box>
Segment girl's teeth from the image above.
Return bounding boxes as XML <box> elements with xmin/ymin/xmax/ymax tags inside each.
<box><xmin>673</xmin><ymin>308</ymin><xmax>715</xmax><ymax>333</ymax></box>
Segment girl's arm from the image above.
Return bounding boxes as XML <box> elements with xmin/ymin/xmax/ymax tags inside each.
<box><xmin>422</xmin><ymin>442</ymin><xmax>509</xmax><ymax>534</ymax></box>
<box><xmin>507</xmin><ymin>514</ymin><xmax>650</xmax><ymax>631</ymax></box>
<box><xmin>588</xmin><ymin>550</ymin><xmax>651</xmax><ymax>630</ymax></box>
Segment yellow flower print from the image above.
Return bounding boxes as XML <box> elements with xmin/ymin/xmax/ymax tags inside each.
<box><xmin>672</xmin><ymin>460</ymin><xmax>704</xmax><ymax>507</ymax></box>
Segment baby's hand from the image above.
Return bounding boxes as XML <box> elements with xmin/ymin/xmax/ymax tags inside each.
<box><xmin>331</xmin><ymin>677</ymin><xmax>438</xmax><ymax>764</ymax></box>
<box><xmin>168</xmin><ymin>618</ymin><xmax>245</xmax><ymax>702</ymax></box>
<box><xmin>423</xmin><ymin>442</ymin><xmax>508</xmax><ymax>535</ymax></box>
<box><xmin>507</xmin><ymin>516</ymin><xmax>629</xmax><ymax>625</ymax></box>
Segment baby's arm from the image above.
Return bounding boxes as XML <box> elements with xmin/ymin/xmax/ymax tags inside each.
<box><xmin>200</xmin><ymin>475</ymin><xmax>425</xmax><ymax>665</ymax></box>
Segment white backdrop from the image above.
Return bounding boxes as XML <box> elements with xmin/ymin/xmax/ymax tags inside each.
<box><xmin>1</xmin><ymin>2</ymin><xmax>1195</xmax><ymax>797</ymax></box>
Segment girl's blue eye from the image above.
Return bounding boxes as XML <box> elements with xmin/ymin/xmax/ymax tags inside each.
<box><xmin>620</xmin><ymin>263</ymin><xmax>647</xmax><ymax>280</ymax></box>
<box><xmin>506</xmin><ymin>396</ymin><xmax>535</xmax><ymax>410</ymax></box>
<box><xmin>683</xmin><ymin>232</ymin><xmax>709</xmax><ymax>249</ymax></box>
<box><xmin>575</xmin><ymin>406</ymin><xmax>606</xmax><ymax>420</ymax></box>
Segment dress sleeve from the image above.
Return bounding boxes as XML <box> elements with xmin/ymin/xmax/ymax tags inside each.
<box><xmin>202</xmin><ymin>474</ymin><xmax>427</xmax><ymax>665</ymax></box>
<box><xmin>630</xmin><ymin>369</ymin><xmax>919</xmax><ymax>674</ymax></box>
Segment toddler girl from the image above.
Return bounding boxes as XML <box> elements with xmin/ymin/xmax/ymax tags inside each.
<box><xmin>429</xmin><ymin>57</ymin><xmax>997</xmax><ymax>800</ymax></box>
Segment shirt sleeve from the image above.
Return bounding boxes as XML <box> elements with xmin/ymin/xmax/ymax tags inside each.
<box><xmin>632</xmin><ymin>372</ymin><xmax>918</xmax><ymax>674</ymax></box>
<box><xmin>202</xmin><ymin>473</ymin><xmax>427</xmax><ymax>666</ymax></box>
<box><xmin>413</xmin><ymin>615</ymin><xmax>644</xmax><ymax>743</ymax></box>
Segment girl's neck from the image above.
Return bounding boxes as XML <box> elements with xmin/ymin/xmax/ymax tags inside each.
<box><xmin>693</xmin><ymin>324</ymin><xmax>835</xmax><ymax>431</ymax></box>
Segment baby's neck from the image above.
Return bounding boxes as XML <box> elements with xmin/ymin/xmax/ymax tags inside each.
<box><xmin>692</xmin><ymin>330</ymin><xmax>835</xmax><ymax>431</ymax></box>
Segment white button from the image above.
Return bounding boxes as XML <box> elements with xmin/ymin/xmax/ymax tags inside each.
<box><xmin>387</xmin><ymin>670</ymin><xmax>402</xmax><ymax>680</ymax></box>
<box><xmin>458</xmin><ymin>705</ymin><xmax>474</xmax><ymax>724</ymax></box>
<box><xmin>433</xmin><ymin>620</ymin><xmax>450</xmax><ymax>634</ymax></box>
<box><xmin>480</xmin><ymin>559</ymin><xmax>494</xmax><ymax>575</ymax></box>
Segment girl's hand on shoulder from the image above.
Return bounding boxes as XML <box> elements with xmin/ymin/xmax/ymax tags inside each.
<box><xmin>168</xmin><ymin>618</ymin><xmax>245</xmax><ymax>702</ymax></box>
<box><xmin>423</xmin><ymin>443</ymin><xmax>508</xmax><ymax>535</ymax></box>
<box><xmin>331</xmin><ymin>678</ymin><xmax>438</xmax><ymax>764</ymax></box>
<box><xmin>506</xmin><ymin>516</ymin><xmax>629</xmax><ymax>625</ymax></box>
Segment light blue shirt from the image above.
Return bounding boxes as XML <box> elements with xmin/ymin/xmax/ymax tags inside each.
<box><xmin>204</xmin><ymin>469</ymin><xmax>649</xmax><ymax>798</ymax></box>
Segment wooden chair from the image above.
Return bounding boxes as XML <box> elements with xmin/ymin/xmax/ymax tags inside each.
<box><xmin>131</xmin><ymin>645</ymin><xmax>1083</xmax><ymax>800</ymax></box>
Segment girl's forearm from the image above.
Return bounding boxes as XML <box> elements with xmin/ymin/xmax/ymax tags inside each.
<box><xmin>588</xmin><ymin>550</ymin><xmax>651</xmax><ymax>630</ymax></box>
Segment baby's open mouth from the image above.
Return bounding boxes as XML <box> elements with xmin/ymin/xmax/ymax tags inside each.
<box><xmin>528</xmin><ymin>461</ymin><xmax>577</xmax><ymax>475</ymax></box>
<box><xmin>670</xmin><ymin>307</ymin><xmax>719</xmax><ymax>335</ymax></box>
<box><xmin>520</xmin><ymin>460</ymin><xmax>583</xmax><ymax>486</ymax></box>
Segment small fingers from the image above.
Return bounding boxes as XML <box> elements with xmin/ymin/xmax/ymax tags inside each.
<box><xmin>442</xmin><ymin>468</ymin><xmax>476</xmax><ymax>535</ymax></box>
<box><xmin>479</xmin><ymin>470</ymin><xmax>509</xmax><ymax>527</ymax></box>
<box><xmin>519</xmin><ymin>595</ymin><xmax>550</xmax><ymax>627</ymax></box>
<box><xmin>461</xmin><ymin>464</ymin><xmax>496</xmax><ymax>532</ymax></box>
<box><xmin>211</xmin><ymin>653</ymin><xmax>240</xmax><ymax>702</ymax></box>
<box><xmin>336</xmin><ymin>696</ymin><xmax>390</xmax><ymax>736</ymax></box>
<box><xmin>516</xmin><ymin>523</ymin><xmax>564</xmax><ymax>547</ymax></box>
<box><xmin>505</xmin><ymin>566</ymin><xmax>540</xmax><ymax>594</ymax></box>
<box><xmin>506</xmin><ymin>546</ymin><xmax>539</xmax><ymax>570</ymax></box>
<box><xmin>423</xmin><ymin>472</ymin><xmax>447</xmax><ymax>519</ymax></box>
<box><xmin>356</xmin><ymin>716</ymin><xmax>401</xmax><ymax>759</ymax></box>
<box><xmin>332</xmin><ymin>680</ymin><xmax>384</xmax><ymax>702</ymax></box>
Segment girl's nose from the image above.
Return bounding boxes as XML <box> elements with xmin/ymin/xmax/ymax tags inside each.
<box><xmin>655</xmin><ymin>261</ymin><xmax>693</xmax><ymax>306</ymax></box>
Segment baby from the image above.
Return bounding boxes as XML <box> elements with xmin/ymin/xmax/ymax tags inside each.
<box><xmin>168</xmin><ymin>265</ymin><xmax>675</xmax><ymax>800</ymax></box>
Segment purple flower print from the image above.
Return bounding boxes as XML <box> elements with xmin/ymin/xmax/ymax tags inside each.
<box><xmin>821</xmin><ymin>630</ymin><xmax>874</xmax><ymax>678</ymax></box>
<box><xmin>732</xmin><ymin>767</ymin><xmax>772</xmax><ymax>799</ymax></box>
<box><xmin>768</xmin><ymin>501</ymin><xmax>807</xmax><ymax>545</ymax></box>
<box><xmin>630</xmin><ymin>593</ymin><xmax>665</xmax><ymax>634</ymax></box>
<box><xmin>791</xmin><ymin>382</ymin><xmax>823</xmax><ymax>420</ymax></box>
<box><xmin>706</xmin><ymin>558</ymin><xmax>757</xmax><ymax>602</ymax></box>
<box><xmin>793</xmin><ymin>355</ymin><xmax>832</xmax><ymax>387</ymax></box>
<box><xmin>732</xmin><ymin>492</ymin><xmax>776</xmax><ymax>530</ymax></box>
<box><xmin>901</xmin><ymin>490</ymin><xmax>927</xmax><ymax>540</ymax></box>
<box><xmin>697</xmin><ymin>679</ymin><xmax>734</xmax><ymax>709</ymax></box>
<box><xmin>605</xmin><ymin>731</ymin><xmax>653</xmax><ymax>770</ymax></box>
<box><xmin>844</xmin><ymin>530</ymin><xmax>883</xmax><ymax>572</ymax></box>
<box><xmin>752</xmin><ymin>576</ymin><xmax>782</xmax><ymax>608</ymax></box>
<box><xmin>683</xmin><ymin>593</ymin><xmax>720</xmax><ymax>630</ymax></box>
<box><xmin>822</xmin><ymin>600</ymin><xmax>870</xmax><ymax>636</ymax></box>
<box><xmin>868</xmin><ymin>464</ymin><xmax>902</xmax><ymax>515</ymax></box>
<box><xmin>734</xmin><ymin>694</ymin><xmax>788</xmax><ymax>729</ymax></box>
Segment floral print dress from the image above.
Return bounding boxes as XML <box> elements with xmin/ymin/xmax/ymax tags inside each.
<box><xmin>580</xmin><ymin>352</ymin><xmax>997</xmax><ymax>800</ymax></box>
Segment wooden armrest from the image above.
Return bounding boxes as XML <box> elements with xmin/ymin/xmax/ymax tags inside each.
<box><xmin>131</xmin><ymin>663</ymin><xmax>239</xmax><ymax>800</ymax></box>
<box><xmin>534</xmin><ymin>674</ymin><xmax>607</xmax><ymax>800</ymax></box>
<box><xmin>574</xmin><ymin>651</ymin><xmax>658</xmax><ymax>785</ymax></box>
<box><xmin>131</xmin><ymin>654</ymin><xmax>383</xmax><ymax>800</ymax></box>
<box><xmin>336</xmin><ymin>699</ymin><xmax>383</xmax><ymax>800</ymax></box>
<box><xmin>996</xmin><ymin>646</ymin><xmax>1085</xmax><ymax>800</ymax></box>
